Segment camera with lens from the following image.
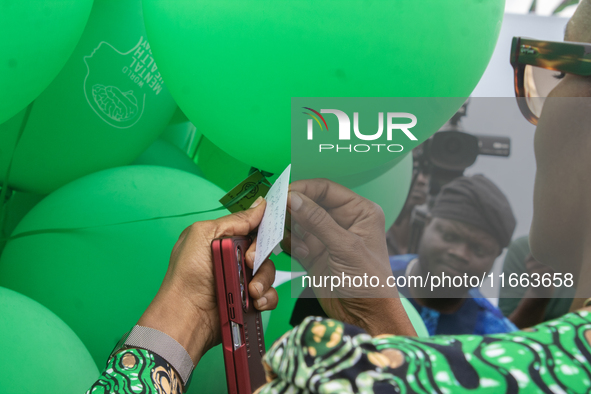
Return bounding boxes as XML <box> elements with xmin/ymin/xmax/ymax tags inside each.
<box><xmin>407</xmin><ymin>100</ymin><xmax>511</xmax><ymax>253</ymax></box>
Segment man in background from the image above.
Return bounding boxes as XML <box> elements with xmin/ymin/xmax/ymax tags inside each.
<box><xmin>388</xmin><ymin>174</ymin><xmax>517</xmax><ymax>335</ymax></box>
<box><xmin>293</xmin><ymin>174</ymin><xmax>517</xmax><ymax>336</ymax></box>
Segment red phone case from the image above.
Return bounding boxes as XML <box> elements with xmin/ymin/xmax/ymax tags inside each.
<box><xmin>212</xmin><ymin>236</ymin><xmax>266</xmax><ymax>394</ymax></box>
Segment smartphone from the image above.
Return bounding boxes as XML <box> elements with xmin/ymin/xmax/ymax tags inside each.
<box><xmin>211</xmin><ymin>236</ymin><xmax>266</xmax><ymax>394</ymax></box>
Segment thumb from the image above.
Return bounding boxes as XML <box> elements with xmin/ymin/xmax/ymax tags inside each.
<box><xmin>289</xmin><ymin>191</ymin><xmax>351</xmax><ymax>249</ymax></box>
<box><xmin>213</xmin><ymin>197</ymin><xmax>267</xmax><ymax>238</ymax></box>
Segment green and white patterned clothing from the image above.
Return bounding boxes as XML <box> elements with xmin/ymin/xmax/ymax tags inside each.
<box><xmin>86</xmin><ymin>311</ymin><xmax>591</xmax><ymax>393</ymax></box>
<box><xmin>257</xmin><ymin>312</ymin><xmax>591</xmax><ymax>393</ymax></box>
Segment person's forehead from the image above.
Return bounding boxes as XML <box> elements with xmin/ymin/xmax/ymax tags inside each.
<box><xmin>432</xmin><ymin>217</ymin><xmax>498</xmax><ymax>248</ymax></box>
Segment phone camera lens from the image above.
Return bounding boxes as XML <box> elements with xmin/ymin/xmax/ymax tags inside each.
<box><xmin>236</xmin><ymin>247</ymin><xmax>247</xmax><ymax>310</ymax></box>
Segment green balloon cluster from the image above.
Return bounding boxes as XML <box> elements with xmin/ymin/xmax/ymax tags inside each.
<box><xmin>0</xmin><ymin>1</ymin><xmax>507</xmax><ymax>390</ymax></box>
<box><xmin>0</xmin><ymin>166</ymin><xmax>226</xmax><ymax>366</ymax></box>
<box><xmin>0</xmin><ymin>287</ymin><xmax>98</xmax><ymax>394</ymax></box>
<box><xmin>0</xmin><ymin>0</ymin><xmax>93</xmax><ymax>125</ymax></box>
<box><xmin>143</xmin><ymin>0</ymin><xmax>503</xmax><ymax>174</ymax></box>
<box><xmin>0</xmin><ymin>0</ymin><xmax>177</xmax><ymax>194</ymax></box>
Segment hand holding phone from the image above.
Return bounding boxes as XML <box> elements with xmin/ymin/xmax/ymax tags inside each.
<box><xmin>212</xmin><ymin>236</ymin><xmax>267</xmax><ymax>394</ymax></box>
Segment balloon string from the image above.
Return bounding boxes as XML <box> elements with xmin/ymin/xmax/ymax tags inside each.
<box><xmin>0</xmin><ymin>176</ymin><xmax>271</xmax><ymax>243</ymax></box>
<box><xmin>0</xmin><ymin>101</ymin><xmax>35</xmax><ymax>244</ymax></box>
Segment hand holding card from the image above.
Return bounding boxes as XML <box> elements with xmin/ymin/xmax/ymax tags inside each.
<box><xmin>253</xmin><ymin>165</ymin><xmax>291</xmax><ymax>274</ymax></box>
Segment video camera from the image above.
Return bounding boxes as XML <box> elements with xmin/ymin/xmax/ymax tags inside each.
<box><xmin>407</xmin><ymin>100</ymin><xmax>511</xmax><ymax>253</ymax></box>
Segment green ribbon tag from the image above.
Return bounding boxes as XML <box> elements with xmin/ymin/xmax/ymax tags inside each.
<box><xmin>219</xmin><ymin>171</ymin><xmax>271</xmax><ymax>213</ymax></box>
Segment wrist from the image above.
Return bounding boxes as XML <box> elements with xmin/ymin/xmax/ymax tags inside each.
<box><xmin>343</xmin><ymin>298</ymin><xmax>417</xmax><ymax>337</ymax></box>
<box><xmin>138</xmin><ymin>285</ymin><xmax>214</xmax><ymax>364</ymax></box>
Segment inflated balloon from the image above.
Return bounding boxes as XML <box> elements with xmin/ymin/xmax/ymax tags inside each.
<box><xmin>0</xmin><ymin>0</ymin><xmax>177</xmax><ymax>194</ymax></box>
<box><xmin>189</xmin><ymin>344</ymin><xmax>227</xmax><ymax>394</ymax></box>
<box><xmin>271</xmin><ymin>251</ymin><xmax>304</xmax><ymax>272</ymax></box>
<box><xmin>143</xmin><ymin>0</ymin><xmax>503</xmax><ymax>174</ymax></box>
<box><xmin>160</xmin><ymin>109</ymin><xmax>201</xmax><ymax>154</ymax></box>
<box><xmin>401</xmin><ymin>297</ymin><xmax>429</xmax><ymax>338</ymax></box>
<box><xmin>264</xmin><ymin>277</ymin><xmax>306</xmax><ymax>350</ymax></box>
<box><xmin>0</xmin><ymin>287</ymin><xmax>98</xmax><ymax>394</ymax></box>
<box><xmin>132</xmin><ymin>138</ymin><xmax>205</xmax><ymax>177</ymax></box>
<box><xmin>0</xmin><ymin>0</ymin><xmax>93</xmax><ymax>125</ymax></box>
<box><xmin>196</xmin><ymin>136</ymin><xmax>253</xmax><ymax>192</ymax></box>
<box><xmin>0</xmin><ymin>191</ymin><xmax>45</xmax><ymax>256</ymax></box>
<box><xmin>0</xmin><ymin>166</ymin><xmax>226</xmax><ymax>366</ymax></box>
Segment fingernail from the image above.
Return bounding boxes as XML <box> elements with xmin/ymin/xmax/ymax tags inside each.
<box><xmin>293</xmin><ymin>223</ymin><xmax>305</xmax><ymax>237</ymax></box>
<box><xmin>253</xmin><ymin>282</ymin><xmax>264</xmax><ymax>297</ymax></box>
<box><xmin>294</xmin><ymin>246</ymin><xmax>309</xmax><ymax>259</ymax></box>
<box><xmin>256</xmin><ymin>297</ymin><xmax>267</xmax><ymax>308</ymax></box>
<box><xmin>250</xmin><ymin>196</ymin><xmax>264</xmax><ymax>209</ymax></box>
<box><xmin>290</xmin><ymin>192</ymin><xmax>302</xmax><ymax>211</ymax></box>
<box><xmin>247</xmin><ymin>250</ymin><xmax>255</xmax><ymax>261</ymax></box>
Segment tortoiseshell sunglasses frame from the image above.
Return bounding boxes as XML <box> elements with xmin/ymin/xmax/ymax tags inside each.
<box><xmin>510</xmin><ymin>36</ymin><xmax>591</xmax><ymax>124</ymax></box>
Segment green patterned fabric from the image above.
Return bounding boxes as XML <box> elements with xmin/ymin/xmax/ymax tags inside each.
<box><xmin>86</xmin><ymin>348</ymin><xmax>182</xmax><ymax>394</ymax></box>
<box><xmin>85</xmin><ymin>312</ymin><xmax>591</xmax><ymax>393</ymax></box>
<box><xmin>256</xmin><ymin>311</ymin><xmax>591</xmax><ymax>393</ymax></box>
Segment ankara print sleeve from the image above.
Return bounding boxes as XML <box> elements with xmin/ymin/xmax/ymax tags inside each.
<box><xmin>86</xmin><ymin>348</ymin><xmax>183</xmax><ymax>394</ymax></box>
<box><xmin>256</xmin><ymin>311</ymin><xmax>591</xmax><ymax>394</ymax></box>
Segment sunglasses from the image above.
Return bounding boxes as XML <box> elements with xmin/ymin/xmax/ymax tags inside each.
<box><xmin>510</xmin><ymin>36</ymin><xmax>591</xmax><ymax>125</ymax></box>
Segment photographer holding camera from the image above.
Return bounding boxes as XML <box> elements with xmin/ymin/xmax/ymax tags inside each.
<box><xmin>385</xmin><ymin>147</ymin><xmax>429</xmax><ymax>256</ymax></box>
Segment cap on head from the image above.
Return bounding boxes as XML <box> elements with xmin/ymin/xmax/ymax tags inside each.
<box><xmin>430</xmin><ymin>174</ymin><xmax>516</xmax><ymax>248</ymax></box>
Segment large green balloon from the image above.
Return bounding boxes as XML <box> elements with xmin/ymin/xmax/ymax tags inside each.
<box><xmin>0</xmin><ymin>166</ymin><xmax>226</xmax><ymax>366</ymax></box>
<box><xmin>264</xmin><ymin>275</ymin><xmax>306</xmax><ymax>349</ymax></box>
<box><xmin>142</xmin><ymin>0</ymin><xmax>503</xmax><ymax>173</ymax></box>
<box><xmin>132</xmin><ymin>138</ymin><xmax>205</xmax><ymax>178</ymax></box>
<box><xmin>160</xmin><ymin>108</ymin><xmax>201</xmax><ymax>154</ymax></box>
<box><xmin>0</xmin><ymin>287</ymin><xmax>98</xmax><ymax>394</ymax></box>
<box><xmin>0</xmin><ymin>0</ymin><xmax>93</xmax><ymax>125</ymax></box>
<box><xmin>196</xmin><ymin>136</ymin><xmax>253</xmax><ymax>192</ymax></box>
<box><xmin>0</xmin><ymin>0</ymin><xmax>177</xmax><ymax>194</ymax></box>
<box><xmin>0</xmin><ymin>191</ymin><xmax>45</xmax><ymax>257</ymax></box>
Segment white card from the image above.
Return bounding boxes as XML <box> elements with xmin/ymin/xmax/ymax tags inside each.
<box><xmin>253</xmin><ymin>165</ymin><xmax>291</xmax><ymax>274</ymax></box>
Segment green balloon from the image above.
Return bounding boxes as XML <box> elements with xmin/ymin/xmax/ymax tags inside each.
<box><xmin>264</xmin><ymin>276</ymin><xmax>306</xmax><ymax>349</ymax></box>
<box><xmin>401</xmin><ymin>297</ymin><xmax>429</xmax><ymax>338</ymax></box>
<box><xmin>0</xmin><ymin>191</ymin><xmax>45</xmax><ymax>256</ymax></box>
<box><xmin>0</xmin><ymin>287</ymin><xmax>98</xmax><ymax>394</ymax></box>
<box><xmin>132</xmin><ymin>138</ymin><xmax>205</xmax><ymax>178</ymax></box>
<box><xmin>160</xmin><ymin>110</ymin><xmax>201</xmax><ymax>154</ymax></box>
<box><xmin>271</xmin><ymin>252</ymin><xmax>304</xmax><ymax>272</ymax></box>
<box><xmin>0</xmin><ymin>0</ymin><xmax>93</xmax><ymax>125</ymax></box>
<box><xmin>0</xmin><ymin>166</ymin><xmax>226</xmax><ymax>366</ymax></box>
<box><xmin>0</xmin><ymin>0</ymin><xmax>177</xmax><ymax>194</ymax></box>
<box><xmin>188</xmin><ymin>344</ymin><xmax>228</xmax><ymax>394</ymax></box>
<box><xmin>350</xmin><ymin>152</ymin><xmax>412</xmax><ymax>230</ymax></box>
<box><xmin>143</xmin><ymin>0</ymin><xmax>503</xmax><ymax>173</ymax></box>
<box><xmin>168</xmin><ymin>106</ymin><xmax>190</xmax><ymax>125</ymax></box>
<box><xmin>196</xmin><ymin>136</ymin><xmax>253</xmax><ymax>192</ymax></box>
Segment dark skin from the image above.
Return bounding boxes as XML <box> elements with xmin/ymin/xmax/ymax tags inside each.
<box><xmin>410</xmin><ymin>217</ymin><xmax>501</xmax><ymax>313</ymax></box>
<box><xmin>507</xmin><ymin>253</ymin><xmax>555</xmax><ymax>329</ymax></box>
<box><xmin>528</xmin><ymin>0</ymin><xmax>591</xmax><ymax>310</ymax></box>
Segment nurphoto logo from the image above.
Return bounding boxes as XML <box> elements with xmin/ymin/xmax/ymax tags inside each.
<box><xmin>303</xmin><ymin>107</ymin><xmax>417</xmax><ymax>153</ymax></box>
